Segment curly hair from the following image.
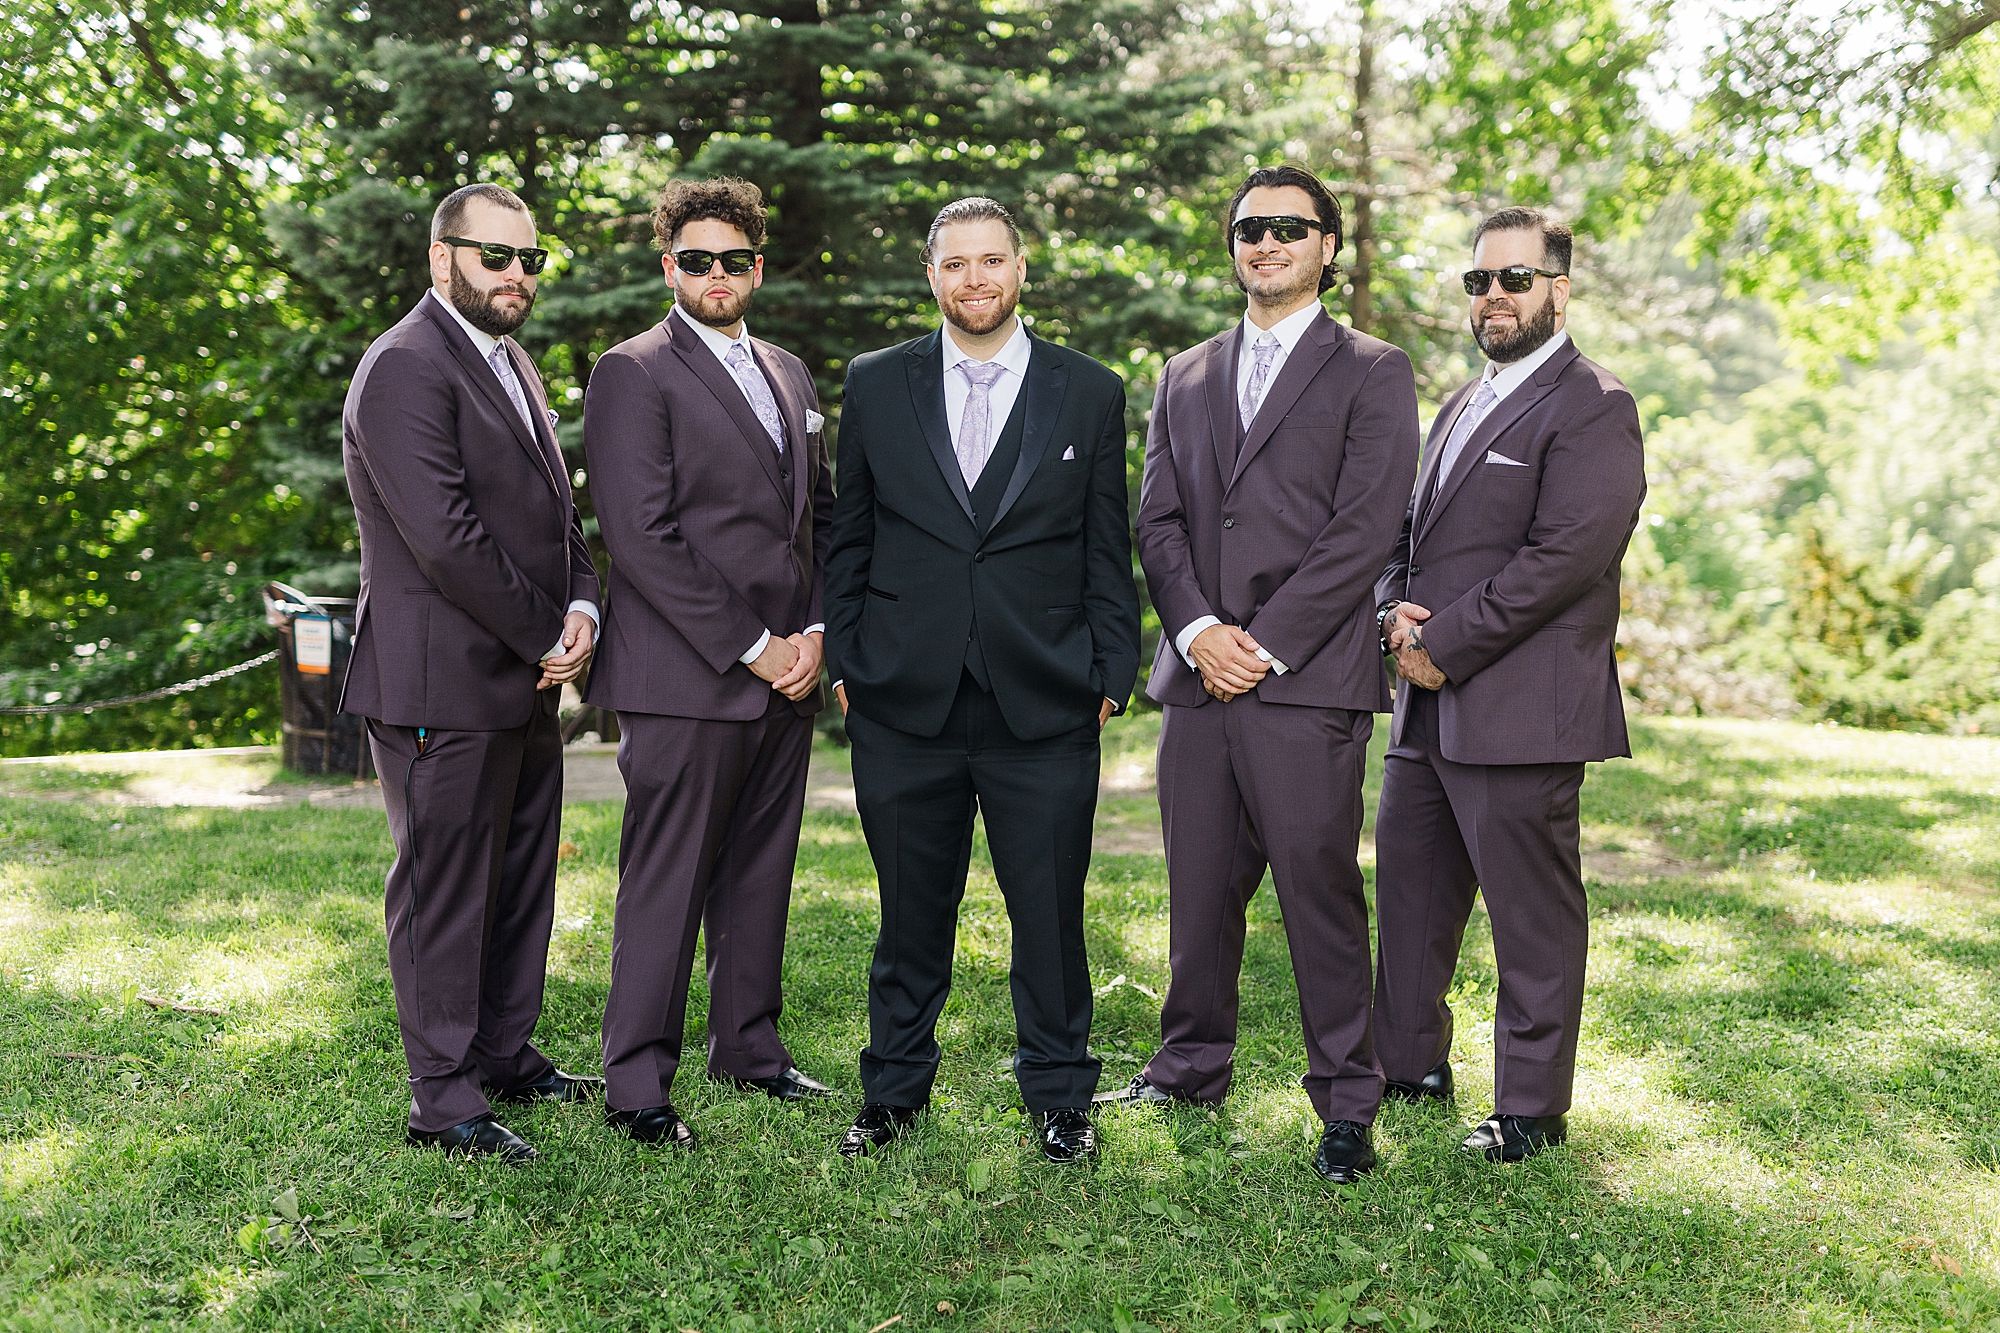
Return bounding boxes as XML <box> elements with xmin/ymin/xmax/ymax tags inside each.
<box><xmin>651</xmin><ymin>176</ymin><xmax>768</xmax><ymax>252</ymax></box>
<box><xmin>1226</xmin><ymin>165</ymin><xmax>1343</xmax><ymax>295</ymax></box>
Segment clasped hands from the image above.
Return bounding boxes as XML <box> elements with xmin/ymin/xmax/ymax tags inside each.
<box><xmin>1190</xmin><ymin>624</ymin><xmax>1270</xmax><ymax>703</ymax></box>
<box><xmin>1384</xmin><ymin>602</ymin><xmax>1446</xmax><ymax>691</ymax></box>
<box><xmin>749</xmin><ymin>630</ymin><xmax>824</xmax><ymax>702</ymax></box>
<box><xmin>536</xmin><ymin>610</ymin><xmax>598</xmax><ymax>690</ymax></box>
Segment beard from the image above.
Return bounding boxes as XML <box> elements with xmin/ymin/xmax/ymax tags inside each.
<box><xmin>447</xmin><ymin>256</ymin><xmax>535</xmax><ymax>336</ymax></box>
<box><xmin>678</xmin><ymin>285</ymin><xmax>753</xmax><ymax>329</ymax></box>
<box><xmin>1233</xmin><ymin>251</ymin><xmax>1321</xmax><ymax>306</ymax></box>
<box><xmin>1472</xmin><ymin>289</ymin><xmax>1559</xmax><ymax>363</ymax></box>
<box><xmin>940</xmin><ymin>283</ymin><xmax>1019</xmax><ymax>337</ymax></box>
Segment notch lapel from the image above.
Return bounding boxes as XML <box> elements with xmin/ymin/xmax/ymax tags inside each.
<box><xmin>668</xmin><ymin>315</ymin><xmax>789</xmax><ymax>507</ymax></box>
<box><xmin>1230</xmin><ymin>312</ymin><xmax>1341</xmax><ymax>490</ymax></box>
<box><xmin>503</xmin><ymin>339</ymin><xmax>566</xmax><ymax>498</ymax></box>
<box><xmin>1416</xmin><ymin>341</ymin><xmax>1580</xmax><ymax>548</ymax></box>
<box><xmin>1411</xmin><ymin>381</ymin><xmax>1477</xmax><ymax>534</ymax></box>
<box><xmin>421</xmin><ymin>294</ymin><xmax>557</xmax><ymax>496</ymax></box>
<box><xmin>905</xmin><ymin>332</ymin><xmax>975</xmax><ymax>524</ymax></box>
<box><xmin>988</xmin><ymin>335</ymin><xmax>1068</xmax><ymax>533</ymax></box>
<box><xmin>1203</xmin><ymin>328</ymin><xmax>1240</xmax><ymax>492</ymax></box>
<box><xmin>754</xmin><ymin>339</ymin><xmax>811</xmax><ymax>530</ymax></box>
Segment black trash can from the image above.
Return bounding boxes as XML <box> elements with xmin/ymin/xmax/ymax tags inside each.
<box><xmin>264</xmin><ymin>582</ymin><xmax>373</xmax><ymax>778</ymax></box>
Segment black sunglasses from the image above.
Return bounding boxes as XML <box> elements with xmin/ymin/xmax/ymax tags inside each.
<box><xmin>672</xmin><ymin>248</ymin><xmax>759</xmax><ymax>277</ymax></box>
<box><xmin>440</xmin><ymin>236</ymin><xmax>550</xmax><ymax>275</ymax></box>
<box><xmin>1462</xmin><ymin>265</ymin><xmax>1566</xmax><ymax>295</ymax></box>
<box><xmin>1231</xmin><ymin>215</ymin><xmax>1324</xmax><ymax>247</ymax></box>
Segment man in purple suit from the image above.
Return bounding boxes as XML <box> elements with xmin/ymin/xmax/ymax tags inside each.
<box><xmin>583</xmin><ymin>178</ymin><xmax>836</xmax><ymax>1150</ymax></box>
<box><xmin>1375</xmin><ymin>207</ymin><xmax>1646</xmax><ymax>1161</ymax></box>
<box><xmin>342</xmin><ymin>183</ymin><xmax>604</xmax><ymax>1163</ymax></box>
<box><xmin>1112</xmin><ymin>165</ymin><xmax>1420</xmax><ymax>1184</ymax></box>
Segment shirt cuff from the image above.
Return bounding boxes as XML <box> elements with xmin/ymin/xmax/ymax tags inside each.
<box><xmin>1254</xmin><ymin>647</ymin><xmax>1289</xmax><ymax>675</ymax></box>
<box><xmin>1174</xmin><ymin>615</ymin><xmax>1223</xmax><ymax>668</ymax></box>
<box><xmin>739</xmin><ymin>629</ymin><xmax>772</xmax><ymax>665</ymax></box>
<box><xmin>567</xmin><ymin>599</ymin><xmax>600</xmax><ymax>630</ymax></box>
<box><xmin>803</xmin><ymin>623</ymin><xmax>824</xmax><ymax>636</ymax></box>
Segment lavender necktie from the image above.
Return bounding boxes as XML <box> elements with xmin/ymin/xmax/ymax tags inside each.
<box><xmin>957</xmin><ymin>360</ymin><xmax>1007</xmax><ymax>485</ymax></box>
<box><xmin>1239</xmin><ymin>333</ymin><xmax>1279</xmax><ymax>429</ymax></box>
<box><xmin>488</xmin><ymin>345</ymin><xmax>534</xmax><ymax>433</ymax></box>
<box><xmin>1432</xmin><ymin>378</ymin><xmax>1499</xmax><ymax>495</ymax></box>
<box><xmin>725</xmin><ymin>341</ymin><xmax>786</xmax><ymax>453</ymax></box>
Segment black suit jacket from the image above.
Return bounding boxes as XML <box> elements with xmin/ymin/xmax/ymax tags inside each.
<box><xmin>825</xmin><ymin>328</ymin><xmax>1142</xmax><ymax>742</ymax></box>
<box><xmin>340</xmin><ymin>291</ymin><xmax>598</xmax><ymax>730</ymax></box>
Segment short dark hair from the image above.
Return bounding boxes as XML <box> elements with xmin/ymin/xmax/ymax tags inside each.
<box><xmin>651</xmin><ymin>176</ymin><xmax>768</xmax><ymax>252</ymax></box>
<box><xmin>1471</xmin><ymin>207</ymin><xmax>1573</xmax><ymax>274</ymax></box>
<box><xmin>431</xmin><ymin>183</ymin><xmax>532</xmax><ymax>243</ymax></box>
<box><xmin>922</xmin><ymin>197</ymin><xmax>1023</xmax><ymax>265</ymax></box>
<box><xmin>1226</xmin><ymin>165</ymin><xmax>1343</xmax><ymax>294</ymax></box>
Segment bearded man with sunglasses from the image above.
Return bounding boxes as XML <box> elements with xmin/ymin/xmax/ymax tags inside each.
<box><xmin>341</xmin><ymin>182</ymin><xmax>602</xmax><ymax>1164</ymax></box>
<box><xmin>1114</xmin><ymin>164</ymin><xmax>1419</xmax><ymax>1184</ymax></box>
<box><xmin>1372</xmin><ymin>207</ymin><xmax>1645</xmax><ymax>1162</ymax></box>
<box><xmin>579</xmin><ymin>177</ymin><xmax>836</xmax><ymax>1150</ymax></box>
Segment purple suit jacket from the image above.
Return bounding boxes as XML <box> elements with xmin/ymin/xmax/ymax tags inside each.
<box><xmin>580</xmin><ymin>312</ymin><xmax>832</xmax><ymax>721</ymax></box>
<box><xmin>1137</xmin><ymin>310</ymin><xmax>1420</xmax><ymax>711</ymax></box>
<box><xmin>1375</xmin><ymin>337</ymin><xmax>1646</xmax><ymax>765</ymax></box>
<box><xmin>340</xmin><ymin>291</ymin><xmax>599</xmax><ymax>731</ymax></box>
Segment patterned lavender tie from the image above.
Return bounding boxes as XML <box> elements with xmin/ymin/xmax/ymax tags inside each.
<box><xmin>488</xmin><ymin>345</ymin><xmax>534</xmax><ymax>432</ymax></box>
<box><xmin>1431</xmin><ymin>378</ymin><xmax>1499</xmax><ymax>495</ymax></box>
<box><xmin>956</xmin><ymin>360</ymin><xmax>1007</xmax><ymax>485</ymax></box>
<box><xmin>1239</xmin><ymin>333</ymin><xmax>1279</xmax><ymax>429</ymax></box>
<box><xmin>725</xmin><ymin>340</ymin><xmax>786</xmax><ymax>453</ymax></box>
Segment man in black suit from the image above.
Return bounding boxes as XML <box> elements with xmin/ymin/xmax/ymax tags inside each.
<box><xmin>824</xmin><ymin>197</ymin><xmax>1142</xmax><ymax>1163</ymax></box>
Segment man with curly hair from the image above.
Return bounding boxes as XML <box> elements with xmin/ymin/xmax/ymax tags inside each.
<box><xmin>584</xmin><ymin>176</ymin><xmax>836</xmax><ymax>1149</ymax></box>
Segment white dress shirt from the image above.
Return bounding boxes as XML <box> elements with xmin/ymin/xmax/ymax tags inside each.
<box><xmin>1482</xmin><ymin>325</ymin><xmax>1570</xmax><ymax>408</ymax></box>
<box><xmin>1172</xmin><ymin>302</ymin><xmax>1325</xmax><ymax>675</ymax></box>
<box><xmin>667</xmin><ymin>305</ymin><xmax>826</xmax><ymax>665</ymax></box>
<box><xmin>942</xmin><ymin>317</ymin><xmax>1033</xmax><ymax>463</ymax></box>
<box><xmin>427</xmin><ymin>290</ymin><xmax>598</xmax><ymax>659</ymax></box>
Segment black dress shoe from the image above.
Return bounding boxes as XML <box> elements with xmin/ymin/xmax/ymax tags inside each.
<box><xmin>1032</xmin><ymin>1107</ymin><xmax>1098</xmax><ymax>1164</ymax></box>
<box><xmin>734</xmin><ymin>1066</ymin><xmax>836</xmax><ymax>1102</ymax></box>
<box><xmin>1092</xmin><ymin>1074</ymin><xmax>1185</xmax><ymax>1106</ymax></box>
<box><xmin>1383</xmin><ymin>1061</ymin><xmax>1454</xmax><ymax>1104</ymax></box>
<box><xmin>836</xmin><ymin>1103</ymin><xmax>921</xmax><ymax>1158</ymax></box>
<box><xmin>1312</xmin><ymin>1120</ymin><xmax>1378</xmax><ymax>1184</ymax></box>
<box><xmin>1461</xmin><ymin>1113</ymin><xmax>1567</xmax><ymax>1162</ymax></box>
<box><xmin>605</xmin><ymin>1104</ymin><xmax>698</xmax><ymax>1149</ymax></box>
<box><xmin>405</xmin><ymin>1113</ymin><xmax>538</xmax><ymax>1164</ymax></box>
<box><xmin>488</xmin><ymin>1068</ymin><xmax>604</xmax><ymax>1104</ymax></box>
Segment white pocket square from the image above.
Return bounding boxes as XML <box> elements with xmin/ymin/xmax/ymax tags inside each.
<box><xmin>806</xmin><ymin>410</ymin><xmax>824</xmax><ymax>434</ymax></box>
<box><xmin>546</xmin><ymin>407</ymin><xmax>560</xmax><ymax>428</ymax></box>
<box><xmin>1485</xmin><ymin>450</ymin><xmax>1529</xmax><ymax>466</ymax></box>
<box><xmin>1061</xmin><ymin>446</ymin><xmax>1076</xmax><ymax>461</ymax></box>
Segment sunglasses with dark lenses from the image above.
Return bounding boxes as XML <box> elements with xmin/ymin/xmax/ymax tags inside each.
<box><xmin>1462</xmin><ymin>265</ymin><xmax>1566</xmax><ymax>295</ymax></box>
<box><xmin>673</xmin><ymin>248</ymin><xmax>759</xmax><ymax>277</ymax></box>
<box><xmin>440</xmin><ymin>237</ymin><xmax>550</xmax><ymax>275</ymax></box>
<box><xmin>1231</xmin><ymin>215</ymin><xmax>1324</xmax><ymax>247</ymax></box>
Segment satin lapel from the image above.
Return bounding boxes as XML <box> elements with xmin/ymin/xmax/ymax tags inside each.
<box><xmin>502</xmin><ymin>339</ymin><xmax>564</xmax><ymax>498</ymax></box>
<box><xmin>1230</xmin><ymin>312</ymin><xmax>1341</xmax><ymax>491</ymax></box>
<box><xmin>421</xmin><ymin>295</ymin><xmax>551</xmax><ymax>486</ymax></box>
<box><xmin>905</xmin><ymin>331</ymin><xmax>974</xmax><ymax>524</ymax></box>
<box><xmin>1418</xmin><ymin>373</ymin><xmax>1561</xmax><ymax>548</ymax></box>
<box><xmin>668</xmin><ymin>316</ymin><xmax>788</xmax><ymax>506</ymax></box>
<box><xmin>754</xmin><ymin>339</ymin><xmax>811</xmax><ymax>529</ymax></box>
<box><xmin>1204</xmin><ymin>328</ymin><xmax>1240</xmax><ymax>491</ymax></box>
<box><xmin>989</xmin><ymin>335</ymin><xmax>1068</xmax><ymax>532</ymax></box>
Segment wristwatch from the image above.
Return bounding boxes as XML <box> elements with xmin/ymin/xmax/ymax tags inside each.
<box><xmin>1376</xmin><ymin>600</ymin><xmax>1402</xmax><ymax>649</ymax></box>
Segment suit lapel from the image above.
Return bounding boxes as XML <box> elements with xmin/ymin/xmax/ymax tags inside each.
<box><xmin>1203</xmin><ymin>328</ymin><xmax>1240</xmax><ymax>492</ymax></box>
<box><xmin>1417</xmin><ymin>341</ymin><xmax>1580</xmax><ymax>548</ymax></box>
<box><xmin>754</xmin><ymin>338</ymin><xmax>811</xmax><ymax>529</ymax></box>
<box><xmin>905</xmin><ymin>331</ymin><xmax>975</xmax><ymax>524</ymax></box>
<box><xmin>988</xmin><ymin>334</ymin><xmax>1068</xmax><ymax>533</ymax></box>
<box><xmin>1231</xmin><ymin>311</ymin><xmax>1341</xmax><ymax>490</ymax></box>
<box><xmin>422</xmin><ymin>294</ymin><xmax>557</xmax><ymax>494</ymax></box>
<box><xmin>1411</xmin><ymin>381</ymin><xmax>1477</xmax><ymax>535</ymax></box>
<box><xmin>668</xmin><ymin>314</ymin><xmax>789</xmax><ymax>506</ymax></box>
<box><xmin>502</xmin><ymin>339</ymin><xmax>565</xmax><ymax>498</ymax></box>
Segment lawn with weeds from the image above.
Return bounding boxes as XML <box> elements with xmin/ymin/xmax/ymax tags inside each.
<box><xmin>1</xmin><ymin>715</ymin><xmax>1997</xmax><ymax>1330</ymax></box>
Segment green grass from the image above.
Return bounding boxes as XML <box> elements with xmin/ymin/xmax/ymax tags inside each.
<box><xmin>2</xmin><ymin>716</ymin><xmax>1998</xmax><ymax>1331</ymax></box>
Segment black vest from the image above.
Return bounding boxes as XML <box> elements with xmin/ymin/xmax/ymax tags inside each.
<box><xmin>962</xmin><ymin>388</ymin><xmax>1031</xmax><ymax>690</ymax></box>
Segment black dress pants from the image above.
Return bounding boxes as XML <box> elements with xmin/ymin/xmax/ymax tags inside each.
<box><xmin>847</xmin><ymin>674</ymin><xmax>1103</xmax><ymax>1112</ymax></box>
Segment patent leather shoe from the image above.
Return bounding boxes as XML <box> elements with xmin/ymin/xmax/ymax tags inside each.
<box><xmin>488</xmin><ymin>1068</ymin><xmax>604</xmax><ymax>1104</ymax></box>
<box><xmin>1033</xmin><ymin>1106</ymin><xmax>1098</xmax><ymax>1164</ymax></box>
<box><xmin>1312</xmin><ymin>1120</ymin><xmax>1377</xmax><ymax>1184</ymax></box>
<box><xmin>405</xmin><ymin>1113</ymin><xmax>538</xmax><ymax>1164</ymax></box>
<box><xmin>1461</xmin><ymin>1113</ymin><xmax>1567</xmax><ymax>1162</ymax></box>
<box><xmin>1092</xmin><ymin>1074</ymin><xmax>1186</xmax><ymax>1106</ymax></box>
<box><xmin>837</xmin><ymin>1103</ymin><xmax>921</xmax><ymax>1157</ymax></box>
<box><xmin>605</xmin><ymin>1104</ymin><xmax>698</xmax><ymax>1149</ymax></box>
<box><xmin>735</xmin><ymin>1066</ymin><xmax>836</xmax><ymax>1102</ymax></box>
<box><xmin>1383</xmin><ymin>1061</ymin><xmax>1454</xmax><ymax>1104</ymax></box>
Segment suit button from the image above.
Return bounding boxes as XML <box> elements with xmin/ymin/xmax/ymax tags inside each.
<box><xmin>1223</xmin><ymin>518</ymin><xmax>1235</xmax><ymax>529</ymax></box>
<box><xmin>1410</xmin><ymin>565</ymin><xmax>1423</xmax><ymax>576</ymax></box>
<box><xmin>974</xmin><ymin>552</ymin><xmax>985</xmax><ymax>563</ymax></box>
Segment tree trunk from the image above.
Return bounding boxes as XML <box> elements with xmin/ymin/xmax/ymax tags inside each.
<box><xmin>1346</xmin><ymin>1</ymin><xmax>1377</xmax><ymax>334</ymax></box>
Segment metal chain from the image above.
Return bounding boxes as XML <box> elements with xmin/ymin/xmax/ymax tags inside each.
<box><xmin>0</xmin><ymin>649</ymin><xmax>282</xmax><ymax>716</ymax></box>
